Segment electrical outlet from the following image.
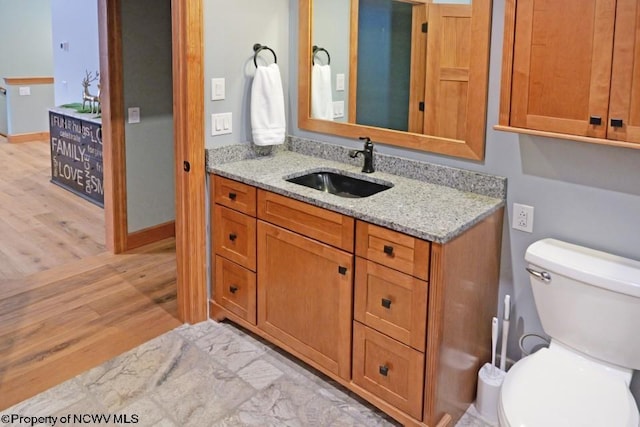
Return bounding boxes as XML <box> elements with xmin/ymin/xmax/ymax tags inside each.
<box><xmin>513</xmin><ymin>203</ymin><xmax>534</xmax><ymax>233</ymax></box>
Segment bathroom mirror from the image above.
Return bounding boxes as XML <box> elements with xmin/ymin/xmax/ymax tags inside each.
<box><xmin>298</xmin><ymin>0</ymin><xmax>492</xmax><ymax>160</ymax></box>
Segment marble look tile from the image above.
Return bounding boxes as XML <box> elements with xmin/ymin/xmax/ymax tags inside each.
<box><xmin>175</xmin><ymin>319</ymin><xmax>225</xmax><ymax>343</ymax></box>
<box><xmin>79</xmin><ymin>332</ymin><xmax>204</xmax><ymax>412</ymax></box>
<box><xmin>54</xmin><ymin>397</ymin><xmax>116</xmax><ymax>426</ymax></box>
<box><xmin>151</xmin><ymin>363</ymin><xmax>255</xmax><ymax>426</ymax></box>
<box><xmin>215</xmin><ymin>380</ymin><xmax>342</xmax><ymax>427</ymax></box>
<box><xmin>116</xmin><ymin>397</ymin><xmax>176</xmax><ymax>427</ymax></box>
<box><xmin>2</xmin><ymin>378</ymin><xmax>86</xmax><ymax>417</ymax></box>
<box><xmin>456</xmin><ymin>404</ymin><xmax>498</xmax><ymax>427</ymax></box>
<box><xmin>194</xmin><ymin>326</ymin><xmax>267</xmax><ymax>372</ymax></box>
<box><xmin>237</xmin><ymin>359</ymin><xmax>284</xmax><ymax>390</ymax></box>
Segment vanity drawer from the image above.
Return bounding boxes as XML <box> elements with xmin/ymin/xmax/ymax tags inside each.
<box><xmin>214</xmin><ymin>205</ymin><xmax>257</xmax><ymax>271</ymax></box>
<box><xmin>257</xmin><ymin>190</ymin><xmax>354</xmax><ymax>251</ymax></box>
<box><xmin>355</xmin><ymin>221</ymin><xmax>430</xmax><ymax>280</ymax></box>
<box><xmin>352</xmin><ymin>322</ymin><xmax>425</xmax><ymax>420</ymax></box>
<box><xmin>214</xmin><ymin>175</ymin><xmax>257</xmax><ymax>216</ymax></box>
<box><xmin>214</xmin><ymin>256</ymin><xmax>256</xmax><ymax>324</ymax></box>
<box><xmin>354</xmin><ymin>257</ymin><xmax>428</xmax><ymax>351</ymax></box>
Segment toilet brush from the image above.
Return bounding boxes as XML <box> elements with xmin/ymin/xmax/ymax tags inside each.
<box><xmin>500</xmin><ymin>295</ymin><xmax>510</xmax><ymax>371</ymax></box>
<box><xmin>491</xmin><ymin>316</ymin><xmax>498</xmax><ymax>376</ymax></box>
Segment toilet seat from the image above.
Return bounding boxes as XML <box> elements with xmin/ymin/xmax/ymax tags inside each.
<box><xmin>499</xmin><ymin>347</ymin><xmax>639</xmax><ymax>427</ymax></box>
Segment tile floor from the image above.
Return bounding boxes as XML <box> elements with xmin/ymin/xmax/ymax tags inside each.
<box><xmin>1</xmin><ymin>321</ymin><xmax>496</xmax><ymax>426</ymax></box>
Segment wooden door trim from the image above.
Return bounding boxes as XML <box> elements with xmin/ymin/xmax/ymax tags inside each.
<box><xmin>171</xmin><ymin>0</ymin><xmax>207</xmax><ymax>323</ymax></box>
<box><xmin>98</xmin><ymin>0</ymin><xmax>128</xmax><ymax>254</ymax></box>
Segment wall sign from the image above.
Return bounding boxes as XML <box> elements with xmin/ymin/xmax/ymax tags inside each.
<box><xmin>49</xmin><ymin>111</ymin><xmax>104</xmax><ymax>207</ymax></box>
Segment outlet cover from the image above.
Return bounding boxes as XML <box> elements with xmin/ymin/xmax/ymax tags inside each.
<box><xmin>513</xmin><ymin>203</ymin><xmax>534</xmax><ymax>233</ymax></box>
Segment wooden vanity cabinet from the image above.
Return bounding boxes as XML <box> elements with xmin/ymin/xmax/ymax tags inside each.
<box><xmin>498</xmin><ymin>0</ymin><xmax>640</xmax><ymax>147</ymax></box>
<box><xmin>210</xmin><ymin>174</ymin><xmax>503</xmax><ymax>427</ymax></box>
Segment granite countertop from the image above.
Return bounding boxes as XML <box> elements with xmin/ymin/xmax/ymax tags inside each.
<box><xmin>208</xmin><ymin>148</ymin><xmax>505</xmax><ymax>244</ymax></box>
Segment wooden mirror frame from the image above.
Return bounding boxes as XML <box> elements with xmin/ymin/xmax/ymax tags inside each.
<box><xmin>298</xmin><ymin>0</ymin><xmax>492</xmax><ymax>160</ymax></box>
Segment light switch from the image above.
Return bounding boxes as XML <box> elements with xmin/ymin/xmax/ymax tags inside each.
<box><xmin>19</xmin><ymin>87</ymin><xmax>31</xmax><ymax>96</ymax></box>
<box><xmin>333</xmin><ymin>101</ymin><xmax>344</xmax><ymax>118</ymax></box>
<box><xmin>128</xmin><ymin>107</ymin><xmax>140</xmax><ymax>123</ymax></box>
<box><xmin>336</xmin><ymin>74</ymin><xmax>345</xmax><ymax>91</ymax></box>
<box><xmin>211</xmin><ymin>78</ymin><xmax>225</xmax><ymax>101</ymax></box>
<box><xmin>211</xmin><ymin>112</ymin><xmax>232</xmax><ymax>135</ymax></box>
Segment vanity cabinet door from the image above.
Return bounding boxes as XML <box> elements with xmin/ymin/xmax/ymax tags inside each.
<box><xmin>257</xmin><ymin>220</ymin><xmax>353</xmax><ymax>380</ymax></box>
<box><xmin>608</xmin><ymin>0</ymin><xmax>640</xmax><ymax>143</ymax></box>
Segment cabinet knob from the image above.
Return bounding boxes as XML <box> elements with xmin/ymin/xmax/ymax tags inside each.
<box><xmin>228</xmin><ymin>192</ymin><xmax>237</xmax><ymax>200</ymax></box>
<box><xmin>383</xmin><ymin>245</ymin><xmax>394</xmax><ymax>256</ymax></box>
<box><xmin>611</xmin><ymin>118</ymin><xmax>624</xmax><ymax>128</ymax></box>
<box><xmin>379</xmin><ymin>365</ymin><xmax>389</xmax><ymax>376</ymax></box>
<box><xmin>229</xmin><ymin>285</ymin><xmax>239</xmax><ymax>294</ymax></box>
<box><xmin>229</xmin><ymin>233</ymin><xmax>237</xmax><ymax>242</ymax></box>
<box><xmin>589</xmin><ymin>116</ymin><xmax>602</xmax><ymax>126</ymax></box>
<box><xmin>338</xmin><ymin>266</ymin><xmax>347</xmax><ymax>275</ymax></box>
<box><xmin>381</xmin><ymin>298</ymin><xmax>392</xmax><ymax>309</ymax></box>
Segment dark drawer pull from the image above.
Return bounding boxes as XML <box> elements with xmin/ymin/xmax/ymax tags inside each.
<box><xmin>338</xmin><ymin>266</ymin><xmax>347</xmax><ymax>275</ymax></box>
<box><xmin>228</xmin><ymin>192</ymin><xmax>237</xmax><ymax>200</ymax></box>
<box><xmin>611</xmin><ymin>118</ymin><xmax>624</xmax><ymax>128</ymax></box>
<box><xmin>589</xmin><ymin>116</ymin><xmax>602</xmax><ymax>126</ymax></box>
<box><xmin>381</xmin><ymin>298</ymin><xmax>392</xmax><ymax>309</ymax></box>
<box><xmin>229</xmin><ymin>233</ymin><xmax>237</xmax><ymax>242</ymax></box>
<box><xmin>383</xmin><ymin>245</ymin><xmax>394</xmax><ymax>256</ymax></box>
<box><xmin>379</xmin><ymin>365</ymin><xmax>389</xmax><ymax>376</ymax></box>
<box><xmin>229</xmin><ymin>285</ymin><xmax>239</xmax><ymax>294</ymax></box>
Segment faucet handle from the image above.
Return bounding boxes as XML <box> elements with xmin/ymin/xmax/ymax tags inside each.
<box><xmin>359</xmin><ymin>136</ymin><xmax>373</xmax><ymax>150</ymax></box>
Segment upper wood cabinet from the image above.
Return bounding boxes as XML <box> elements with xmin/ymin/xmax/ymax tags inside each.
<box><xmin>498</xmin><ymin>0</ymin><xmax>640</xmax><ymax>148</ymax></box>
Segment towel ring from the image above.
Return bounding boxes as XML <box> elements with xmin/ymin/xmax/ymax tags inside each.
<box><xmin>312</xmin><ymin>45</ymin><xmax>331</xmax><ymax>65</ymax></box>
<box><xmin>253</xmin><ymin>43</ymin><xmax>277</xmax><ymax>68</ymax></box>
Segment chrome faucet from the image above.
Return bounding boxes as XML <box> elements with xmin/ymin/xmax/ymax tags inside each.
<box><xmin>349</xmin><ymin>137</ymin><xmax>375</xmax><ymax>173</ymax></box>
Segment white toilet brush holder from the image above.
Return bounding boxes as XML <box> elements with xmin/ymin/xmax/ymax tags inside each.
<box><xmin>475</xmin><ymin>362</ymin><xmax>506</xmax><ymax>422</ymax></box>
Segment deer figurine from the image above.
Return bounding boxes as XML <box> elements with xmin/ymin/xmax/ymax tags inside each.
<box><xmin>81</xmin><ymin>70</ymin><xmax>100</xmax><ymax>114</ymax></box>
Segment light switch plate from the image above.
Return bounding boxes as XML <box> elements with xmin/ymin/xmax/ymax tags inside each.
<box><xmin>19</xmin><ymin>87</ymin><xmax>31</xmax><ymax>96</ymax></box>
<box><xmin>211</xmin><ymin>112</ymin><xmax>232</xmax><ymax>135</ymax></box>
<box><xmin>333</xmin><ymin>101</ymin><xmax>344</xmax><ymax>118</ymax></box>
<box><xmin>336</xmin><ymin>74</ymin><xmax>345</xmax><ymax>91</ymax></box>
<box><xmin>211</xmin><ymin>78</ymin><xmax>225</xmax><ymax>101</ymax></box>
<box><xmin>128</xmin><ymin>107</ymin><xmax>140</xmax><ymax>124</ymax></box>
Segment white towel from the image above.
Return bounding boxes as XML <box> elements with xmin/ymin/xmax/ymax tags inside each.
<box><xmin>251</xmin><ymin>63</ymin><xmax>286</xmax><ymax>146</ymax></box>
<box><xmin>311</xmin><ymin>64</ymin><xmax>334</xmax><ymax>120</ymax></box>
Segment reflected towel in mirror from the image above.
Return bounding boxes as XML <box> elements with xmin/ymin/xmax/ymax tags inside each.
<box><xmin>311</xmin><ymin>64</ymin><xmax>334</xmax><ymax>121</ymax></box>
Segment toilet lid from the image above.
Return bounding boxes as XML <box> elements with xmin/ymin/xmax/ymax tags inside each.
<box><xmin>500</xmin><ymin>348</ymin><xmax>639</xmax><ymax>427</ymax></box>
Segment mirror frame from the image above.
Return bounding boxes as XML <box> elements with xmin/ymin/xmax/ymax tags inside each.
<box><xmin>298</xmin><ymin>0</ymin><xmax>492</xmax><ymax>160</ymax></box>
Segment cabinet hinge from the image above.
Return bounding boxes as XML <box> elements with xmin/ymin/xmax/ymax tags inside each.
<box><xmin>422</xmin><ymin>22</ymin><xmax>428</xmax><ymax>33</ymax></box>
<box><xmin>419</xmin><ymin>101</ymin><xmax>425</xmax><ymax>112</ymax></box>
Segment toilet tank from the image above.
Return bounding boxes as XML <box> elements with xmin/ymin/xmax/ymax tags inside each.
<box><xmin>525</xmin><ymin>238</ymin><xmax>640</xmax><ymax>370</ymax></box>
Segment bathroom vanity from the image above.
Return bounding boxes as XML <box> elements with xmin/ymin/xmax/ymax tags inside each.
<box><xmin>207</xmin><ymin>142</ymin><xmax>505</xmax><ymax>426</ymax></box>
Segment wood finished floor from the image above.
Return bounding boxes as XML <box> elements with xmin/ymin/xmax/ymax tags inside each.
<box><xmin>0</xmin><ymin>136</ymin><xmax>181</xmax><ymax>410</ymax></box>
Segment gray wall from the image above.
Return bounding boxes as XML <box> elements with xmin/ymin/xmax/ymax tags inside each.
<box><xmin>50</xmin><ymin>0</ymin><xmax>100</xmax><ymax>106</ymax></box>
<box><xmin>5</xmin><ymin>84</ymin><xmax>54</xmax><ymax>134</ymax></box>
<box><xmin>203</xmin><ymin>0</ymin><xmax>290</xmax><ymax>148</ymax></box>
<box><xmin>0</xmin><ymin>0</ymin><xmax>53</xmax><ymax>78</ymax></box>
<box><xmin>121</xmin><ymin>0</ymin><xmax>175</xmax><ymax>233</ymax></box>
<box><xmin>0</xmin><ymin>0</ymin><xmax>54</xmax><ymax>136</ymax></box>
<box><xmin>289</xmin><ymin>0</ymin><xmax>640</xmax><ymax>400</ymax></box>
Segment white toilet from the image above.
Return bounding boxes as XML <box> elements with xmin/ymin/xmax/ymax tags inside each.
<box><xmin>498</xmin><ymin>238</ymin><xmax>640</xmax><ymax>427</ymax></box>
